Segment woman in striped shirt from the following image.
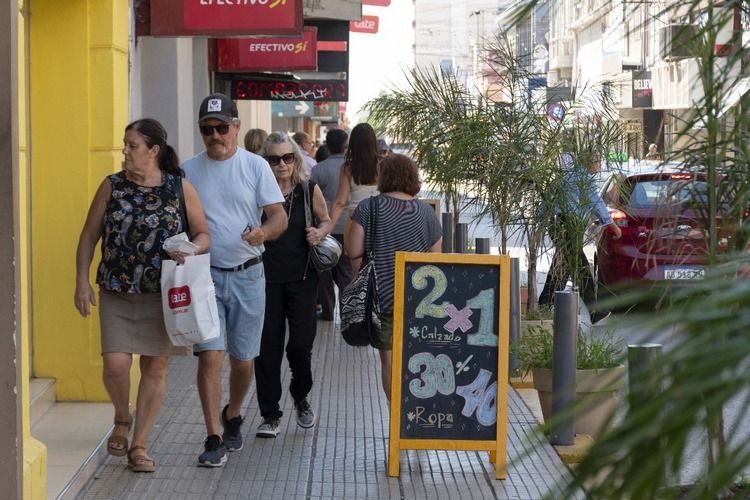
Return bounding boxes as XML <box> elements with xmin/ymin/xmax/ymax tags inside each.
<box><xmin>346</xmin><ymin>154</ymin><xmax>442</xmax><ymax>400</ymax></box>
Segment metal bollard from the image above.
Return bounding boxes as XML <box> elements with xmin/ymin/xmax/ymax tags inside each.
<box><xmin>441</xmin><ymin>213</ymin><xmax>454</xmax><ymax>253</ymax></box>
<box><xmin>508</xmin><ymin>258</ymin><xmax>520</xmax><ymax>377</ymax></box>
<box><xmin>551</xmin><ymin>289</ymin><xmax>578</xmax><ymax>445</ymax></box>
<box><xmin>455</xmin><ymin>223</ymin><xmax>468</xmax><ymax>253</ymax></box>
<box><xmin>475</xmin><ymin>237</ymin><xmax>490</xmax><ymax>254</ymax></box>
<box><xmin>627</xmin><ymin>344</ymin><xmax>662</xmax><ymax>409</ymax></box>
<box><xmin>628</xmin><ymin>344</ymin><xmax>664</xmax><ymax>481</ymax></box>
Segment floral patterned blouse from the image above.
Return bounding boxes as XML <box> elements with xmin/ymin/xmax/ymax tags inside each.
<box><xmin>96</xmin><ymin>171</ymin><xmax>185</xmax><ymax>293</ymax></box>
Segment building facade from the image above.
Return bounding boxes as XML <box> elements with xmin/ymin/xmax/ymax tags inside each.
<box><xmin>493</xmin><ymin>0</ymin><xmax>749</xmax><ymax>159</ymax></box>
<box><xmin>3</xmin><ymin>1</ymin><xmax>357</xmax><ymax>497</ymax></box>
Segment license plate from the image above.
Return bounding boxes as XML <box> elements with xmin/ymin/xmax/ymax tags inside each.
<box><xmin>664</xmin><ymin>267</ymin><xmax>705</xmax><ymax>280</ymax></box>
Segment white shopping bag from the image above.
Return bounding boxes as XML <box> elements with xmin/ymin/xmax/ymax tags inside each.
<box><xmin>161</xmin><ymin>253</ymin><xmax>220</xmax><ymax>346</ymax></box>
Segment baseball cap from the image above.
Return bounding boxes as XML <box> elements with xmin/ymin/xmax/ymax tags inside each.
<box><xmin>198</xmin><ymin>93</ymin><xmax>238</xmax><ymax>123</ymax></box>
<box><xmin>376</xmin><ymin>138</ymin><xmax>390</xmax><ymax>152</ymax></box>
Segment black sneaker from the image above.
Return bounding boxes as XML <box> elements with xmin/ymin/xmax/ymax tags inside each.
<box><xmin>294</xmin><ymin>399</ymin><xmax>316</xmax><ymax>429</ymax></box>
<box><xmin>221</xmin><ymin>404</ymin><xmax>244</xmax><ymax>452</ymax></box>
<box><xmin>197</xmin><ymin>435</ymin><xmax>227</xmax><ymax>468</ymax></box>
<box><xmin>256</xmin><ymin>417</ymin><xmax>281</xmax><ymax>438</ymax></box>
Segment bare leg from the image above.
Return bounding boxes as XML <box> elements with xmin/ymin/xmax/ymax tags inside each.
<box><xmin>102</xmin><ymin>352</ymin><xmax>133</xmax><ymax>452</ymax></box>
<box><xmin>131</xmin><ymin>355</ymin><xmax>169</xmax><ymax>449</ymax></box>
<box><xmin>226</xmin><ymin>356</ymin><xmax>253</xmax><ymax>419</ymax></box>
<box><xmin>379</xmin><ymin>350</ymin><xmax>392</xmax><ymax>402</ymax></box>
<box><xmin>197</xmin><ymin>350</ymin><xmax>224</xmax><ymax>436</ymax></box>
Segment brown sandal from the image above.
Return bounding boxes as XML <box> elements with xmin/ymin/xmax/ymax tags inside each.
<box><xmin>127</xmin><ymin>446</ymin><xmax>156</xmax><ymax>473</ymax></box>
<box><xmin>106</xmin><ymin>417</ymin><xmax>132</xmax><ymax>457</ymax></box>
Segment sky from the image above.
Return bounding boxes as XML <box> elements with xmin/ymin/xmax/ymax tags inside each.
<box><xmin>347</xmin><ymin>1</ymin><xmax>415</xmax><ymax>124</ymax></box>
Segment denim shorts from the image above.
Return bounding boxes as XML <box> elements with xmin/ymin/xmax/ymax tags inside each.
<box><xmin>193</xmin><ymin>263</ymin><xmax>265</xmax><ymax>361</ymax></box>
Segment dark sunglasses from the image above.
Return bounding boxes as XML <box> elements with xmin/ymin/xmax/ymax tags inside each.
<box><xmin>199</xmin><ymin>123</ymin><xmax>231</xmax><ymax>136</ymax></box>
<box><xmin>265</xmin><ymin>153</ymin><xmax>295</xmax><ymax>166</ymax></box>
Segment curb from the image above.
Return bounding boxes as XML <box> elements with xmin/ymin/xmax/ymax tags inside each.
<box><xmin>514</xmin><ymin>385</ymin><xmax>594</xmax><ymax>465</ymax></box>
<box><xmin>554</xmin><ymin>434</ymin><xmax>594</xmax><ymax>465</ymax></box>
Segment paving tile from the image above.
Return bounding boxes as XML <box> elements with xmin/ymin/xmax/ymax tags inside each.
<box><xmin>77</xmin><ymin>321</ymin><xmax>576</xmax><ymax>499</ymax></box>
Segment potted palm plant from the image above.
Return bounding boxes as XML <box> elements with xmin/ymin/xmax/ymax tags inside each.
<box><xmin>364</xmin><ymin>36</ymin><xmax>625</xmax><ymax>316</ymax></box>
<box><xmin>511</xmin><ymin>326</ymin><xmax>624</xmax><ymax>438</ymax></box>
<box><xmin>521</xmin><ymin>304</ymin><xmax>553</xmax><ymax>336</ymax></box>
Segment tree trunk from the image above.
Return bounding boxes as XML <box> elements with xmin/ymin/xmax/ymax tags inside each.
<box><xmin>526</xmin><ymin>224</ymin><xmax>544</xmax><ymax>313</ymax></box>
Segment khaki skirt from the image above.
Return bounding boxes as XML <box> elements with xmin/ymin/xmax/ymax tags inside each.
<box><xmin>99</xmin><ymin>290</ymin><xmax>190</xmax><ymax>357</ymax></box>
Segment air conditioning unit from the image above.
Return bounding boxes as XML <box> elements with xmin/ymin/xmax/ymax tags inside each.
<box><xmin>659</xmin><ymin>24</ymin><xmax>698</xmax><ymax>61</ymax></box>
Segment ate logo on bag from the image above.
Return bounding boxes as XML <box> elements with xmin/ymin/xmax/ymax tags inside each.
<box><xmin>168</xmin><ymin>286</ymin><xmax>191</xmax><ymax>309</ymax></box>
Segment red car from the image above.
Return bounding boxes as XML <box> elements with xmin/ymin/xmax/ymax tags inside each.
<box><xmin>592</xmin><ymin>164</ymin><xmax>730</xmax><ymax>297</ymax></box>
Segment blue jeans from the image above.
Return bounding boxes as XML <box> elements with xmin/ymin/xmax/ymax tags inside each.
<box><xmin>193</xmin><ymin>263</ymin><xmax>265</xmax><ymax>361</ymax></box>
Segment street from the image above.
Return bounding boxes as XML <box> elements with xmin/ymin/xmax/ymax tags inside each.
<box><xmin>597</xmin><ymin>312</ymin><xmax>748</xmax><ymax>486</ymax></box>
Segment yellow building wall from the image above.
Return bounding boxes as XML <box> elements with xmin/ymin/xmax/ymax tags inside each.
<box><xmin>30</xmin><ymin>0</ymin><xmax>129</xmax><ymax>401</ymax></box>
<box><xmin>18</xmin><ymin>2</ymin><xmax>48</xmax><ymax>500</ymax></box>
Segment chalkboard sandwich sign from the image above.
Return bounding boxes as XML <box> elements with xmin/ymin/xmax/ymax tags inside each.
<box><xmin>388</xmin><ymin>252</ymin><xmax>510</xmax><ymax>479</ymax></box>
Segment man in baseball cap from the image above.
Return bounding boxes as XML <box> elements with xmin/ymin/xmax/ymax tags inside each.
<box><xmin>194</xmin><ymin>93</ymin><xmax>241</xmax><ymax>162</ymax></box>
<box><xmin>182</xmin><ymin>92</ymin><xmax>288</xmax><ymax>467</ymax></box>
<box><xmin>198</xmin><ymin>93</ymin><xmax>239</xmax><ymax>123</ymax></box>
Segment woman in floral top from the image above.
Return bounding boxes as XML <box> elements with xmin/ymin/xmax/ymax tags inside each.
<box><xmin>74</xmin><ymin>118</ymin><xmax>210</xmax><ymax>472</ymax></box>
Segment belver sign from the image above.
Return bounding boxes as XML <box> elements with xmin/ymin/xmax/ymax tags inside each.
<box><xmin>632</xmin><ymin>70</ymin><xmax>653</xmax><ymax>108</ymax></box>
<box><xmin>216</xmin><ymin>27</ymin><xmax>317</xmax><ymax>71</ymax></box>
<box><xmin>150</xmin><ymin>0</ymin><xmax>303</xmax><ymax>36</ymax></box>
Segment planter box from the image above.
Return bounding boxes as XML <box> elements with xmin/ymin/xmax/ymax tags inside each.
<box><xmin>532</xmin><ymin>365</ymin><xmax>625</xmax><ymax>438</ymax></box>
<box><xmin>521</xmin><ymin>319</ymin><xmax>553</xmax><ymax>336</ymax></box>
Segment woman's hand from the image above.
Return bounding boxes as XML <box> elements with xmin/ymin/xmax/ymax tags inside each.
<box><xmin>306</xmin><ymin>226</ymin><xmax>324</xmax><ymax>246</ymax></box>
<box><xmin>74</xmin><ymin>282</ymin><xmax>97</xmax><ymax>317</ymax></box>
<box><xmin>167</xmin><ymin>251</ymin><xmax>190</xmax><ymax>265</ymax></box>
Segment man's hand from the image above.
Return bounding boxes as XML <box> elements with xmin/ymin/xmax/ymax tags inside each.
<box><xmin>608</xmin><ymin>223</ymin><xmax>622</xmax><ymax>240</ymax></box>
<box><xmin>242</xmin><ymin>226</ymin><xmax>266</xmax><ymax>246</ymax></box>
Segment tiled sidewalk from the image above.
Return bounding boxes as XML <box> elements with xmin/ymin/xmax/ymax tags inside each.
<box><xmin>78</xmin><ymin>321</ymin><xmax>575</xmax><ymax>500</ymax></box>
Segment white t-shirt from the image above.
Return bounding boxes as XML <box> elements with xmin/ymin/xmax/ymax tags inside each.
<box><xmin>182</xmin><ymin>148</ymin><xmax>284</xmax><ymax>268</ymax></box>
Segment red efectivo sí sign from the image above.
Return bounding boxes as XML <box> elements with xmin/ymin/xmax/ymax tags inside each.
<box><xmin>216</xmin><ymin>27</ymin><xmax>317</xmax><ymax>71</ymax></box>
<box><xmin>150</xmin><ymin>0</ymin><xmax>303</xmax><ymax>37</ymax></box>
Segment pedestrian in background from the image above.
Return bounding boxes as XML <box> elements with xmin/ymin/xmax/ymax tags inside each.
<box><xmin>538</xmin><ymin>152</ymin><xmax>622</xmax><ymax>320</ymax></box>
<box><xmin>310</xmin><ymin>128</ymin><xmax>352</xmax><ymax>321</ymax></box>
<box><xmin>345</xmin><ymin>154</ymin><xmax>442</xmax><ymax>400</ymax></box>
<box><xmin>645</xmin><ymin>143</ymin><xmax>660</xmax><ymax>160</ymax></box>
<box><xmin>376</xmin><ymin>137</ymin><xmax>390</xmax><ymax>158</ymax></box>
<box><xmin>244</xmin><ymin>128</ymin><xmax>268</xmax><ymax>155</ymax></box>
<box><xmin>255</xmin><ymin>132</ymin><xmax>332</xmax><ymax>438</ymax></box>
<box><xmin>329</xmin><ymin>122</ymin><xmax>380</xmax><ymax>241</ymax></box>
<box><xmin>74</xmin><ymin>118</ymin><xmax>211</xmax><ymax>472</ymax></box>
<box><xmin>182</xmin><ymin>93</ymin><xmax>288</xmax><ymax>467</ymax></box>
<box><xmin>315</xmin><ymin>143</ymin><xmax>330</xmax><ymax>163</ymax></box>
<box><xmin>292</xmin><ymin>131</ymin><xmax>317</xmax><ymax>173</ymax></box>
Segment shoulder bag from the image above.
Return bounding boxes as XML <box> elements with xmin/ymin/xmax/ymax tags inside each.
<box><xmin>339</xmin><ymin>196</ymin><xmax>381</xmax><ymax>347</ymax></box>
<box><xmin>303</xmin><ymin>181</ymin><xmax>343</xmax><ymax>272</ymax></box>
<box><xmin>174</xmin><ymin>173</ymin><xmax>191</xmax><ymax>238</ymax></box>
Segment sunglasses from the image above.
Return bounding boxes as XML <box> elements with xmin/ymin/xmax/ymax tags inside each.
<box><xmin>265</xmin><ymin>153</ymin><xmax>295</xmax><ymax>166</ymax></box>
<box><xmin>199</xmin><ymin>123</ymin><xmax>231</xmax><ymax>136</ymax></box>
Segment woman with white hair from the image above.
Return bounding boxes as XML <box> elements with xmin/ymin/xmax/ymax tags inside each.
<box><xmin>254</xmin><ymin>132</ymin><xmax>332</xmax><ymax>438</ymax></box>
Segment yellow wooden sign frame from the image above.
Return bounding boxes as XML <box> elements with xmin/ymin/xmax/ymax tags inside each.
<box><xmin>388</xmin><ymin>252</ymin><xmax>511</xmax><ymax>480</ymax></box>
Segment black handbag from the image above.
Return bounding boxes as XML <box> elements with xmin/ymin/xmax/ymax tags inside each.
<box><xmin>174</xmin><ymin>173</ymin><xmax>191</xmax><ymax>238</ymax></box>
<box><xmin>339</xmin><ymin>197</ymin><xmax>381</xmax><ymax>347</ymax></box>
<box><xmin>303</xmin><ymin>181</ymin><xmax>343</xmax><ymax>272</ymax></box>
